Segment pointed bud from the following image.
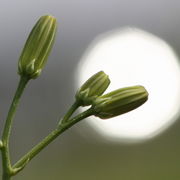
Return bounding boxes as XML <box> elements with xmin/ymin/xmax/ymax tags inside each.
<box><xmin>76</xmin><ymin>71</ymin><xmax>110</xmax><ymax>106</ymax></box>
<box><xmin>18</xmin><ymin>15</ymin><xmax>57</xmax><ymax>79</ymax></box>
<box><xmin>92</xmin><ymin>85</ymin><xmax>148</xmax><ymax>119</ymax></box>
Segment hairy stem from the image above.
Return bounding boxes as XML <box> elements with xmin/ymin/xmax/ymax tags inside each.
<box><xmin>1</xmin><ymin>76</ymin><xmax>29</xmax><ymax>179</ymax></box>
<box><xmin>2</xmin><ymin>173</ymin><xmax>11</xmax><ymax>180</ymax></box>
<box><xmin>60</xmin><ymin>100</ymin><xmax>80</xmax><ymax>124</ymax></box>
<box><xmin>13</xmin><ymin>108</ymin><xmax>94</xmax><ymax>172</ymax></box>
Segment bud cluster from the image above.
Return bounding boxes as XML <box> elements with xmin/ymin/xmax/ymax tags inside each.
<box><xmin>17</xmin><ymin>14</ymin><xmax>148</xmax><ymax>120</ymax></box>
<box><xmin>76</xmin><ymin>72</ymin><xmax>148</xmax><ymax>119</ymax></box>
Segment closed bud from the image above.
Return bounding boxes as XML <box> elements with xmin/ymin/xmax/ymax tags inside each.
<box><xmin>92</xmin><ymin>85</ymin><xmax>148</xmax><ymax>119</ymax></box>
<box><xmin>76</xmin><ymin>71</ymin><xmax>110</xmax><ymax>106</ymax></box>
<box><xmin>18</xmin><ymin>15</ymin><xmax>57</xmax><ymax>79</ymax></box>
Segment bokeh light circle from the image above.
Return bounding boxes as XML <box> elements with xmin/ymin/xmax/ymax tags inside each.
<box><xmin>76</xmin><ymin>28</ymin><xmax>180</xmax><ymax>142</ymax></box>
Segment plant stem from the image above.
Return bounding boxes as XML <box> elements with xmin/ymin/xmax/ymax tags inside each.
<box><xmin>2</xmin><ymin>173</ymin><xmax>11</xmax><ymax>180</ymax></box>
<box><xmin>60</xmin><ymin>100</ymin><xmax>80</xmax><ymax>124</ymax></box>
<box><xmin>1</xmin><ymin>76</ymin><xmax>29</xmax><ymax>179</ymax></box>
<box><xmin>13</xmin><ymin>108</ymin><xmax>94</xmax><ymax>171</ymax></box>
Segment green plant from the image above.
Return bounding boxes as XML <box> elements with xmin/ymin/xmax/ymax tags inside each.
<box><xmin>0</xmin><ymin>15</ymin><xmax>148</xmax><ymax>180</ymax></box>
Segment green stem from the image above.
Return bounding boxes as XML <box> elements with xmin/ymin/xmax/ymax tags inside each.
<box><xmin>2</xmin><ymin>173</ymin><xmax>11</xmax><ymax>180</ymax></box>
<box><xmin>13</xmin><ymin>108</ymin><xmax>94</xmax><ymax>171</ymax></box>
<box><xmin>1</xmin><ymin>76</ymin><xmax>29</xmax><ymax>179</ymax></box>
<box><xmin>60</xmin><ymin>100</ymin><xmax>80</xmax><ymax>124</ymax></box>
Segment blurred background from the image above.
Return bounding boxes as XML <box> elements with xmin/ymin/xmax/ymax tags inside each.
<box><xmin>1</xmin><ymin>0</ymin><xmax>180</xmax><ymax>179</ymax></box>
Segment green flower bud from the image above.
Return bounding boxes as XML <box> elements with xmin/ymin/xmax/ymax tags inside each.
<box><xmin>76</xmin><ymin>71</ymin><xmax>110</xmax><ymax>106</ymax></box>
<box><xmin>18</xmin><ymin>15</ymin><xmax>57</xmax><ymax>79</ymax></box>
<box><xmin>92</xmin><ymin>85</ymin><xmax>148</xmax><ymax>119</ymax></box>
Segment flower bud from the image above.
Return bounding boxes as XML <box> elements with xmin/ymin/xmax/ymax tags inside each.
<box><xmin>76</xmin><ymin>71</ymin><xmax>110</xmax><ymax>106</ymax></box>
<box><xmin>92</xmin><ymin>85</ymin><xmax>148</xmax><ymax>119</ymax></box>
<box><xmin>18</xmin><ymin>15</ymin><xmax>57</xmax><ymax>79</ymax></box>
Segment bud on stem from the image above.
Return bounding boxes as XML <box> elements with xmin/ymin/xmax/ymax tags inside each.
<box><xmin>18</xmin><ymin>15</ymin><xmax>57</xmax><ymax>79</ymax></box>
<box><xmin>76</xmin><ymin>71</ymin><xmax>110</xmax><ymax>106</ymax></box>
<box><xmin>92</xmin><ymin>85</ymin><xmax>148</xmax><ymax>119</ymax></box>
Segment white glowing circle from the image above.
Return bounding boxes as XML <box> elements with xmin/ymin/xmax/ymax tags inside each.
<box><xmin>76</xmin><ymin>28</ymin><xmax>180</xmax><ymax>142</ymax></box>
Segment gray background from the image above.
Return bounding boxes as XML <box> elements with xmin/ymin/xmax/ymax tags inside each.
<box><xmin>0</xmin><ymin>0</ymin><xmax>180</xmax><ymax>179</ymax></box>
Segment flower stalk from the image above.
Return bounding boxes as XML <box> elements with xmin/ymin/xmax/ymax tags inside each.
<box><xmin>0</xmin><ymin>14</ymin><xmax>149</xmax><ymax>180</ymax></box>
<box><xmin>1</xmin><ymin>14</ymin><xmax>58</xmax><ymax>179</ymax></box>
<box><xmin>1</xmin><ymin>76</ymin><xmax>29</xmax><ymax>180</ymax></box>
<box><xmin>13</xmin><ymin>108</ymin><xmax>94</xmax><ymax>172</ymax></box>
